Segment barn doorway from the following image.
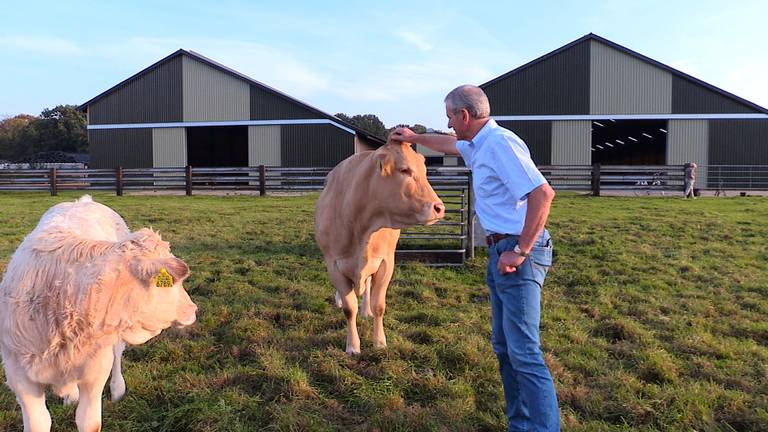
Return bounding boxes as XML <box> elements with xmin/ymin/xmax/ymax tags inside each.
<box><xmin>187</xmin><ymin>126</ymin><xmax>248</xmax><ymax>167</ymax></box>
<box><xmin>591</xmin><ymin>119</ymin><xmax>668</xmax><ymax>165</ymax></box>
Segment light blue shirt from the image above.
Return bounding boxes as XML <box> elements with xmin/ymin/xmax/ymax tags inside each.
<box><xmin>456</xmin><ymin>119</ymin><xmax>547</xmax><ymax>235</ymax></box>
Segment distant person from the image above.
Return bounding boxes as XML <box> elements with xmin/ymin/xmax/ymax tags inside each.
<box><xmin>684</xmin><ymin>162</ymin><xmax>697</xmax><ymax>199</ymax></box>
<box><xmin>391</xmin><ymin>84</ymin><xmax>559</xmax><ymax>431</ymax></box>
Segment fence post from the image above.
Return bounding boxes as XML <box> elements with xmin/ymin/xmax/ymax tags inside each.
<box><xmin>466</xmin><ymin>169</ymin><xmax>475</xmax><ymax>260</ymax></box>
<box><xmin>49</xmin><ymin>168</ymin><xmax>57</xmax><ymax>196</ymax></box>
<box><xmin>259</xmin><ymin>165</ymin><xmax>266</xmax><ymax>196</ymax></box>
<box><xmin>591</xmin><ymin>163</ymin><xmax>601</xmax><ymax>196</ymax></box>
<box><xmin>185</xmin><ymin>165</ymin><xmax>193</xmax><ymax>196</ymax></box>
<box><xmin>116</xmin><ymin>167</ymin><xmax>123</xmax><ymax>196</ymax></box>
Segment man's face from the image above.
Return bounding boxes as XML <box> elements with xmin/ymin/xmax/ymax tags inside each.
<box><xmin>445</xmin><ymin>104</ymin><xmax>469</xmax><ymax>140</ymax></box>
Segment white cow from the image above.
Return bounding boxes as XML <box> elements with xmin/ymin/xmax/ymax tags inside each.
<box><xmin>0</xmin><ymin>195</ymin><xmax>197</xmax><ymax>432</ymax></box>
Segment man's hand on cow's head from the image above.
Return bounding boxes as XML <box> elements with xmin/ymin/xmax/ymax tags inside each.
<box><xmin>389</xmin><ymin>127</ymin><xmax>415</xmax><ymax>143</ymax></box>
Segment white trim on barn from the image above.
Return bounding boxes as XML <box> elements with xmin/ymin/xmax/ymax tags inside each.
<box><xmin>88</xmin><ymin>119</ymin><xmax>356</xmax><ymax>134</ymax></box>
<box><xmin>493</xmin><ymin>113</ymin><xmax>768</xmax><ymax>121</ymax></box>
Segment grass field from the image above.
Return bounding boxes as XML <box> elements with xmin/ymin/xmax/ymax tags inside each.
<box><xmin>0</xmin><ymin>192</ymin><xmax>766</xmax><ymax>431</ymax></box>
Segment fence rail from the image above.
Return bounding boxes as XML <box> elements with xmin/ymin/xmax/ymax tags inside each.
<box><xmin>2</xmin><ymin>164</ymin><xmax>764</xmax><ymax>264</ymax></box>
<box><xmin>0</xmin><ymin>165</ymin><xmax>475</xmax><ymax>266</ymax></box>
<box><xmin>0</xmin><ymin>164</ymin><xmax>702</xmax><ymax>196</ymax></box>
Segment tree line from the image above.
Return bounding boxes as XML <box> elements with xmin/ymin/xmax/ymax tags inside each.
<box><xmin>0</xmin><ymin>106</ymin><xmax>445</xmax><ymax>163</ymax></box>
<box><xmin>0</xmin><ymin>105</ymin><xmax>87</xmax><ymax>163</ymax></box>
<box><xmin>334</xmin><ymin>113</ymin><xmax>450</xmax><ymax>141</ymax></box>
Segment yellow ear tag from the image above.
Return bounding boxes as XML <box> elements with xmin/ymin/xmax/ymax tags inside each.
<box><xmin>155</xmin><ymin>268</ymin><xmax>174</xmax><ymax>288</ymax></box>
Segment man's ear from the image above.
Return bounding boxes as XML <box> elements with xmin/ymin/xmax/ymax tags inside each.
<box><xmin>375</xmin><ymin>150</ymin><xmax>394</xmax><ymax>176</ymax></box>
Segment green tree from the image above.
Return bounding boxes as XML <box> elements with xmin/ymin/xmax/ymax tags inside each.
<box><xmin>0</xmin><ymin>114</ymin><xmax>37</xmax><ymax>161</ymax></box>
<box><xmin>28</xmin><ymin>104</ymin><xmax>88</xmax><ymax>154</ymax></box>
<box><xmin>335</xmin><ymin>113</ymin><xmax>388</xmax><ymax>140</ymax></box>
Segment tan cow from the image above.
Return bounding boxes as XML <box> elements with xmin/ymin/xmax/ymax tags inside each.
<box><xmin>315</xmin><ymin>140</ymin><xmax>445</xmax><ymax>355</ymax></box>
<box><xmin>0</xmin><ymin>196</ymin><xmax>197</xmax><ymax>432</ymax></box>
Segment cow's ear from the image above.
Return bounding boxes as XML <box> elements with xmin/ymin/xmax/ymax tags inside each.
<box><xmin>132</xmin><ymin>257</ymin><xmax>190</xmax><ymax>287</ymax></box>
<box><xmin>159</xmin><ymin>257</ymin><xmax>190</xmax><ymax>283</ymax></box>
<box><xmin>375</xmin><ymin>151</ymin><xmax>394</xmax><ymax>176</ymax></box>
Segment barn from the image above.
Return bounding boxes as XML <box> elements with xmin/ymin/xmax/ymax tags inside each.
<box><xmin>79</xmin><ymin>49</ymin><xmax>384</xmax><ymax>169</ymax></box>
<box><xmin>481</xmin><ymin>33</ymin><xmax>768</xmax><ymax>188</ymax></box>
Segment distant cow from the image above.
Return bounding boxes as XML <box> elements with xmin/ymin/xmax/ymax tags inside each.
<box><xmin>0</xmin><ymin>196</ymin><xmax>197</xmax><ymax>432</ymax></box>
<box><xmin>315</xmin><ymin>140</ymin><xmax>445</xmax><ymax>355</ymax></box>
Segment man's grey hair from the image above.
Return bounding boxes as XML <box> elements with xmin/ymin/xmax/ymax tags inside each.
<box><xmin>444</xmin><ymin>85</ymin><xmax>491</xmax><ymax>119</ymax></box>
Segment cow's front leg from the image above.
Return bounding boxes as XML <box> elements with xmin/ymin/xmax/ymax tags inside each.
<box><xmin>75</xmin><ymin>345</ymin><xmax>113</xmax><ymax>432</ymax></box>
<box><xmin>371</xmin><ymin>257</ymin><xmax>395</xmax><ymax>349</ymax></box>
<box><xmin>109</xmin><ymin>339</ymin><xmax>127</xmax><ymax>402</ymax></box>
<box><xmin>4</xmin><ymin>355</ymin><xmax>51</xmax><ymax>432</ymax></box>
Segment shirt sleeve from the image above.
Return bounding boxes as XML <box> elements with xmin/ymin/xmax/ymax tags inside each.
<box><xmin>455</xmin><ymin>140</ymin><xmax>472</xmax><ymax>167</ymax></box>
<box><xmin>492</xmin><ymin>136</ymin><xmax>547</xmax><ymax>201</ymax></box>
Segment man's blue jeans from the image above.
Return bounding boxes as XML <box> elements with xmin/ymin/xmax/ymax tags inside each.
<box><xmin>486</xmin><ymin>229</ymin><xmax>559</xmax><ymax>431</ymax></box>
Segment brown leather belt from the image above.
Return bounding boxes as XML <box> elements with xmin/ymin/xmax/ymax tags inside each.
<box><xmin>486</xmin><ymin>233</ymin><xmax>516</xmax><ymax>246</ymax></box>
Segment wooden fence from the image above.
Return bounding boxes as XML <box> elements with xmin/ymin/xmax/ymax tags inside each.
<box><xmin>0</xmin><ymin>164</ymin><xmax>698</xmax><ymax>265</ymax></box>
<box><xmin>0</xmin><ymin>164</ymin><xmax>690</xmax><ymax>196</ymax></box>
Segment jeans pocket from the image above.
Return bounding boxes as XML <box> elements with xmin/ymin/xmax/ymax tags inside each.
<box><xmin>530</xmin><ymin>244</ymin><xmax>553</xmax><ymax>267</ymax></box>
<box><xmin>527</xmin><ymin>242</ymin><xmax>553</xmax><ymax>287</ymax></box>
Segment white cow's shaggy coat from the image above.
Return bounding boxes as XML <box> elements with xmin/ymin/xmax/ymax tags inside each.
<box><xmin>0</xmin><ymin>196</ymin><xmax>197</xmax><ymax>432</ymax></box>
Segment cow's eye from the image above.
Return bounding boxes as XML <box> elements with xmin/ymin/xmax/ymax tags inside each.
<box><xmin>400</xmin><ymin>168</ymin><xmax>413</xmax><ymax>176</ymax></box>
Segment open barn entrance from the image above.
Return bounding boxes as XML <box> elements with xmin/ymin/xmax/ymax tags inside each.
<box><xmin>591</xmin><ymin>119</ymin><xmax>667</xmax><ymax>165</ymax></box>
<box><xmin>187</xmin><ymin>126</ymin><xmax>248</xmax><ymax>167</ymax></box>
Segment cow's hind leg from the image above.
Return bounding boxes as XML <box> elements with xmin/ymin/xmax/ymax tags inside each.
<box><xmin>370</xmin><ymin>257</ymin><xmax>395</xmax><ymax>349</ymax></box>
<box><xmin>4</xmin><ymin>356</ymin><xmax>51</xmax><ymax>432</ymax></box>
<box><xmin>329</xmin><ymin>266</ymin><xmax>361</xmax><ymax>355</ymax></box>
<box><xmin>109</xmin><ymin>339</ymin><xmax>127</xmax><ymax>402</ymax></box>
<box><xmin>75</xmin><ymin>345</ymin><xmax>113</xmax><ymax>432</ymax></box>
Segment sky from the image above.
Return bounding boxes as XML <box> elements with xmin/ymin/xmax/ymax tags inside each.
<box><xmin>1</xmin><ymin>1</ymin><xmax>767</xmax><ymax>130</ymax></box>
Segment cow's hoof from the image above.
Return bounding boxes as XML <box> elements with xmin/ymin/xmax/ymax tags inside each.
<box><xmin>373</xmin><ymin>341</ymin><xmax>387</xmax><ymax>349</ymax></box>
<box><xmin>345</xmin><ymin>347</ymin><xmax>361</xmax><ymax>356</ymax></box>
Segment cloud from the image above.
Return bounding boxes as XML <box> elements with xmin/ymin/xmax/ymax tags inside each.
<box><xmin>395</xmin><ymin>30</ymin><xmax>433</xmax><ymax>51</ymax></box>
<box><xmin>331</xmin><ymin>60</ymin><xmax>493</xmax><ymax>103</ymax></box>
<box><xmin>722</xmin><ymin>58</ymin><xmax>768</xmax><ymax>109</ymax></box>
<box><xmin>0</xmin><ymin>35</ymin><xmax>84</xmax><ymax>56</ymax></box>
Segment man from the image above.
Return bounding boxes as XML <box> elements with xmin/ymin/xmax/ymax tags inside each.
<box><xmin>390</xmin><ymin>84</ymin><xmax>559</xmax><ymax>431</ymax></box>
<box><xmin>684</xmin><ymin>162</ymin><xmax>697</xmax><ymax>199</ymax></box>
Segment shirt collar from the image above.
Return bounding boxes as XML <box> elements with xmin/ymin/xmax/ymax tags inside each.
<box><xmin>467</xmin><ymin>118</ymin><xmax>497</xmax><ymax>149</ymax></box>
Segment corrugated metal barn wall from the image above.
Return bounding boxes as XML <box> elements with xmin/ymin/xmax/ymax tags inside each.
<box><xmin>281</xmin><ymin>124</ymin><xmax>354</xmax><ymax>167</ymax></box>
<box><xmin>89</xmin><ymin>56</ymin><xmax>183</xmax><ymax>125</ymax></box>
<box><xmin>551</xmin><ymin>121</ymin><xmax>591</xmax><ymax>165</ymax></box>
<box><xmin>183</xmin><ymin>56</ymin><xmax>250</xmax><ymax>121</ymax></box>
<box><xmin>709</xmin><ymin>120</ymin><xmax>768</xmax><ymax>164</ymax></box>
<box><xmin>483</xmin><ymin>40</ymin><xmax>590</xmax><ymax>115</ymax></box>
<box><xmin>497</xmin><ymin>121</ymin><xmax>552</xmax><ymax>165</ymax></box>
<box><xmin>89</xmin><ymin>129</ymin><xmax>153</xmax><ymax>168</ymax></box>
<box><xmin>250</xmin><ymin>85</ymin><xmax>322</xmax><ymax>120</ymax></box>
<box><xmin>667</xmin><ymin>120</ymin><xmax>708</xmax><ymax>186</ymax></box>
<box><xmin>152</xmin><ymin>128</ymin><xmax>187</xmax><ymax>167</ymax></box>
<box><xmin>672</xmin><ymin>77</ymin><xmax>759</xmax><ymax>114</ymax></box>
<box><xmin>709</xmin><ymin>120</ymin><xmax>768</xmax><ymax>187</ymax></box>
<box><xmin>589</xmin><ymin>40</ymin><xmax>672</xmax><ymax>114</ymax></box>
<box><xmin>249</xmin><ymin>125</ymin><xmax>281</xmax><ymax>166</ymax></box>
